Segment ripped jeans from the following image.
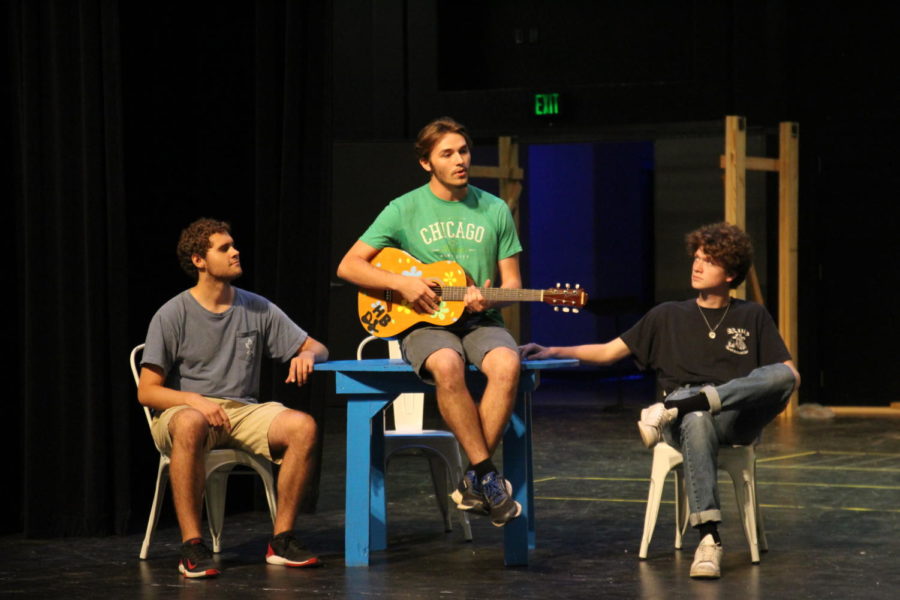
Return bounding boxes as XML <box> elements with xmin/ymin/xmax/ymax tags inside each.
<box><xmin>662</xmin><ymin>363</ymin><xmax>797</xmax><ymax>526</ymax></box>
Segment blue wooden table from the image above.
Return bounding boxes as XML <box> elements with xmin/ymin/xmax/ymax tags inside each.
<box><xmin>314</xmin><ymin>357</ymin><xmax>578</xmax><ymax>567</ymax></box>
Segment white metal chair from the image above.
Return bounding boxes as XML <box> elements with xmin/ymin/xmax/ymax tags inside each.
<box><xmin>357</xmin><ymin>336</ymin><xmax>472</xmax><ymax>540</ymax></box>
<box><xmin>130</xmin><ymin>344</ymin><xmax>279</xmax><ymax>559</ymax></box>
<box><xmin>639</xmin><ymin>441</ymin><xmax>767</xmax><ymax>563</ymax></box>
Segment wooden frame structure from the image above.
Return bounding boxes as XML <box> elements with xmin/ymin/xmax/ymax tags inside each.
<box><xmin>721</xmin><ymin>115</ymin><xmax>800</xmax><ymax>416</ymax></box>
<box><xmin>469</xmin><ymin>136</ymin><xmax>525</xmax><ymax>342</ymax></box>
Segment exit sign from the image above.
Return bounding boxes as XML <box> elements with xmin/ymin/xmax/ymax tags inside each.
<box><xmin>534</xmin><ymin>93</ymin><xmax>560</xmax><ymax>116</ymax></box>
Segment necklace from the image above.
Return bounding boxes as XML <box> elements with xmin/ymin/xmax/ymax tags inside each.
<box><xmin>697</xmin><ymin>300</ymin><xmax>730</xmax><ymax>339</ymax></box>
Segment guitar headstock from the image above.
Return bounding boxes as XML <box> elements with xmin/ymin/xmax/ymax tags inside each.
<box><xmin>543</xmin><ymin>283</ymin><xmax>588</xmax><ymax>313</ymax></box>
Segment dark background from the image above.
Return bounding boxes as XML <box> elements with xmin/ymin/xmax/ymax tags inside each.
<box><xmin>6</xmin><ymin>0</ymin><xmax>898</xmax><ymax>537</ymax></box>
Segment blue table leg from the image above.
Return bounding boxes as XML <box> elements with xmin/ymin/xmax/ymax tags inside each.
<box><xmin>345</xmin><ymin>396</ymin><xmax>389</xmax><ymax>567</ymax></box>
<box><xmin>503</xmin><ymin>391</ymin><xmax>531</xmax><ymax>566</ymax></box>
<box><xmin>525</xmin><ymin>392</ymin><xmax>536</xmax><ymax>550</ymax></box>
<box><xmin>370</xmin><ymin>417</ymin><xmax>387</xmax><ymax>552</ymax></box>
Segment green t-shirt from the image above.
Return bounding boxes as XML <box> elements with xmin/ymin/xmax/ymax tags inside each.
<box><xmin>360</xmin><ymin>183</ymin><xmax>523</xmax><ymax>325</ymax></box>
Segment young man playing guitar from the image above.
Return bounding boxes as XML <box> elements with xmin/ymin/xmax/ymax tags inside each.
<box><xmin>337</xmin><ymin>117</ymin><xmax>523</xmax><ymax>527</ymax></box>
<box><xmin>520</xmin><ymin>223</ymin><xmax>800</xmax><ymax>579</ymax></box>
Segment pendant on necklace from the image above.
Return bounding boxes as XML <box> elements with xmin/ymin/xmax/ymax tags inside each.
<box><xmin>708</xmin><ymin>331</ymin><xmax>716</xmax><ymax>339</ymax></box>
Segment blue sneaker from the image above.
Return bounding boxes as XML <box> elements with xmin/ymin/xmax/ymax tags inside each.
<box><xmin>450</xmin><ymin>470</ymin><xmax>489</xmax><ymax>515</ymax></box>
<box><xmin>481</xmin><ymin>471</ymin><xmax>522</xmax><ymax>527</ymax></box>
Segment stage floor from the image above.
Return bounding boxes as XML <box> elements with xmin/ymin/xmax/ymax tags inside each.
<box><xmin>3</xmin><ymin>378</ymin><xmax>899</xmax><ymax>599</ymax></box>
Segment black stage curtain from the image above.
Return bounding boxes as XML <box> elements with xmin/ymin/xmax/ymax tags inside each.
<box><xmin>8</xmin><ymin>0</ymin><xmax>332</xmax><ymax>537</ymax></box>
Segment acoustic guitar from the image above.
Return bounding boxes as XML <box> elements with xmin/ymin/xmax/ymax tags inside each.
<box><xmin>357</xmin><ymin>247</ymin><xmax>588</xmax><ymax>338</ymax></box>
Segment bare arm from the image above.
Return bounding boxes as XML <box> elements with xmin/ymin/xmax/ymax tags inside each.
<box><xmin>464</xmin><ymin>254</ymin><xmax>522</xmax><ymax>312</ymax></box>
<box><xmin>137</xmin><ymin>364</ymin><xmax>232</xmax><ymax>431</ymax></box>
<box><xmin>519</xmin><ymin>337</ymin><xmax>632</xmax><ymax>366</ymax></box>
<box><xmin>336</xmin><ymin>240</ymin><xmax>440</xmax><ymax>313</ymax></box>
<box><xmin>285</xmin><ymin>335</ymin><xmax>329</xmax><ymax>386</ymax></box>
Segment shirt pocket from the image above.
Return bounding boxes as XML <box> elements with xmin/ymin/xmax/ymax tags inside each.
<box><xmin>235</xmin><ymin>330</ymin><xmax>259</xmax><ymax>362</ymax></box>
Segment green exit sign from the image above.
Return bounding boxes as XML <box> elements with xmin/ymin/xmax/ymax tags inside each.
<box><xmin>534</xmin><ymin>93</ymin><xmax>560</xmax><ymax>116</ymax></box>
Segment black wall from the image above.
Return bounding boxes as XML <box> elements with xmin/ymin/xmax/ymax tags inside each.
<box><xmin>7</xmin><ymin>0</ymin><xmax>899</xmax><ymax>538</ymax></box>
<box><xmin>332</xmin><ymin>0</ymin><xmax>900</xmax><ymax>406</ymax></box>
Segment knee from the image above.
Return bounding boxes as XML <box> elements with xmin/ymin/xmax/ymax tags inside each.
<box><xmin>774</xmin><ymin>363</ymin><xmax>800</xmax><ymax>392</ymax></box>
<box><xmin>426</xmin><ymin>349</ymin><xmax>465</xmax><ymax>385</ymax></box>
<box><xmin>169</xmin><ymin>409</ymin><xmax>209</xmax><ymax>446</ymax></box>
<box><xmin>679</xmin><ymin>410</ymin><xmax>716</xmax><ymax>439</ymax></box>
<box><xmin>283</xmin><ymin>410</ymin><xmax>318</xmax><ymax>442</ymax></box>
<box><xmin>482</xmin><ymin>347</ymin><xmax>520</xmax><ymax>383</ymax></box>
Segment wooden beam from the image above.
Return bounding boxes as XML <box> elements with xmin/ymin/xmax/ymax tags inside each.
<box><xmin>719</xmin><ymin>155</ymin><xmax>780</xmax><ymax>172</ymax></box>
<box><xmin>746</xmin><ymin>265</ymin><xmax>765</xmax><ymax>305</ymax></box>
<box><xmin>778</xmin><ymin>122</ymin><xmax>800</xmax><ymax>417</ymax></box>
<box><xmin>829</xmin><ymin>406</ymin><xmax>900</xmax><ymax>417</ymax></box>
<box><xmin>723</xmin><ymin>116</ymin><xmax>747</xmax><ymax>299</ymax></box>
<box><xmin>469</xmin><ymin>165</ymin><xmax>524</xmax><ymax>181</ymax></box>
<box><xmin>470</xmin><ymin>136</ymin><xmax>525</xmax><ymax>342</ymax></box>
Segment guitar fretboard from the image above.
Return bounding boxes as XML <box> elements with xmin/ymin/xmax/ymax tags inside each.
<box><xmin>436</xmin><ymin>287</ymin><xmax>545</xmax><ymax>302</ymax></box>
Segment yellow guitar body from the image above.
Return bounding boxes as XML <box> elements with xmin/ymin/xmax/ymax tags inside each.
<box><xmin>357</xmin><ymin>247</ymin><xmax>468</xmax><ymax>338</ymax></box>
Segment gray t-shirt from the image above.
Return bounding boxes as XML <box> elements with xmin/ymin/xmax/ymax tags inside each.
<box><xmin>142</xmin><ymin>288</ymin><xmax>308</xmax><ymax>403</ymax></box>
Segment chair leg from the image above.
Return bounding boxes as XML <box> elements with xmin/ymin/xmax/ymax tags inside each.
<box><xmin>447</xmin><ymin>443</ymin><xmax>473</xmax><ymax>542</ymax></box>
<box><xmin>140</xmin><ymin>459</ymin><xmax>170</xmax><ymax>560</ymax></box>
<box><xmin>723</xmin><ymin>451</ymin><xmax>762</xmax><ymax>564</ymax></box>
<box><xmin>639</xmin><ymin>456</ymin><xmax>673</xmax><ymax>559</ymax></box>
<box><xmin>674</xmin><ymin>469</ymin><xmax>689</xmax><ymax>550</ymax></box>
<box><xmin>426</xmin><ymin>453</ymin><xmax>453</xmax><ymax>533</ymax></box>
<box><xmin>205</xmin><ymin>467</ymin><xmax>233</xmax><ymax>554</ymax></box>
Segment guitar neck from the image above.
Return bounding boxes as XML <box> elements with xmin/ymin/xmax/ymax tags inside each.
<box><xmin>437</xmin><ymin>287</ymin><xmax>544</xmax><ymax>303</ymax></box>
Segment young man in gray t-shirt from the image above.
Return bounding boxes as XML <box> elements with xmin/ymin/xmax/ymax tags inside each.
<box><xmin>138</xmin><ymin>218</ymin><xmax>328</xmax><ymax>578</ymax></box>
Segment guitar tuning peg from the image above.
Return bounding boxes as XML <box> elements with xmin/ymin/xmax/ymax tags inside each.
<box><xmin>556</xmin><ymin>282</ymin><xmax>561</xmax><ymax>288</ymax></box>
<box><xmin>562</xmin><ymin>307</ymin><xmax>570</xmax><ymax>313</ymax></box>
<box><xmin>575</xmin><ymin>284</ymin><xmax>581</xmax><ymax>289</ymax></box>
<box><xmin>553</xmin><ymin>306</ymin><xmax>559</xmax><ymax>312</ymax></box>
<box><xmin>573</xmin><ymin>308</ymin><xmax>579</xmax><ymax>314</ymax></box>
<box><xmin>565</xmin><ymin>283</ymin><xmax>571</xmax><ymax>289</ymax></box>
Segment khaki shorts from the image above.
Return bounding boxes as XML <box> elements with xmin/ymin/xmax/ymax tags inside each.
<box><xmin>151</xmin><ymin>397</ymin><xmax>289</xmax><ymax>463</ymax></box>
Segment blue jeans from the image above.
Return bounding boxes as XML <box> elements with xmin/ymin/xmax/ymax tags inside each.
<box><xmin>662</xmin><ymin>363</ymin><xmax>797</xmax><ymax>526</ymax></box>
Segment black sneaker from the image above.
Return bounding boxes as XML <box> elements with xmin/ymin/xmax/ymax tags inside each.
<box><xmin>178</xmin><ymin>538</ymin><xmax>220</xmax><ymax>579</ymax></box>
<box><xmin>481</xmin><ymin>471</ymin><xmax>522</xmax><ymax>527</ymax></box>
<box><xmin>450</xmin><ymin>470</ymin><xmax>489</xmax><ymax>515</ymax></box>
<box><xmin>266</xmin><ymin>532</ymin><xmax>320</xmax><ymax>567</ymax></box>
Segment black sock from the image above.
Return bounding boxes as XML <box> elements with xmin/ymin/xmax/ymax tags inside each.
<box><xmin>472</xmin><ymin>458</ymin><xmax>497</xmax><ymax>480</ymax></box>
<box><xmin>697</xmin><ymin>522</ymin><xmax>721</xmax><ymax>544</ymax></box>
<box><xmin>664</xmin><ymin>391</ymin><xmax>710</xmax><ymax>413</ymax></box>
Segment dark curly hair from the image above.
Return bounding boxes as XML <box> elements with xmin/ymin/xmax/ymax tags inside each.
<box><xmin>414</xmin><ymin>116</ymin><xmax>473</xmax><ymax>163</ymax></box>
<box><xmin>685</xmin><ymin>222</ymin><xmax>753</xmax><ymax>288</ymax></box>
<box><xmin>177</xmin><ymin>218</ymin><xmax>231</xmax><ymax>280</ymax></box>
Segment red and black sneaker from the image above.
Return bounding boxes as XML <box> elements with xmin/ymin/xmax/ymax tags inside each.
<box><xmin>266</xmin><ymin>532</ymin><xmax>320</xmax><ymax>567</ymax></box>
<box><xmin>178</xmin><ymin>538</ymin><xmax>220</xmax><ymax>578</ymax></box>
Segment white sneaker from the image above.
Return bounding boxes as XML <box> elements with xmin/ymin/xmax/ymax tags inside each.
<box><xmin>637</xmin><ymin>403</ymin><xmax>678</xmax><ymax>448</ymax></box>
<box><xmin>690</xmin><ymin>534</ymin><xmax>723</xmax><ymax>579</ymax></box>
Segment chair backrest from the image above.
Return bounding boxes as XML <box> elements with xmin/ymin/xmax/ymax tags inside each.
<box><xmin>130</xmin><ymin>344</ymin><xmax>156</xmax><ymax>431</ymax></box>
<box><xmin>356</xmin><ymin>336</ymin><xmax>425</xmax><ymax>433</ymax></box>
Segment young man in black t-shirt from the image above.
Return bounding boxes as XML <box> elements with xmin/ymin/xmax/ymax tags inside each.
<box><xmin>520</xmin><ymin>222</ymin><xmax>800</xmax><ymax>579</ymax></box>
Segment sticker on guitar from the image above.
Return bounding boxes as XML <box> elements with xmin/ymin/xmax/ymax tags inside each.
<box><xmin>357</xmin><ymin>247</ymin><xmax>588</xmax><ymax>338</ymax></box>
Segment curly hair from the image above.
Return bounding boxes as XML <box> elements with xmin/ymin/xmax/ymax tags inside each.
<box><xmin>685</xmin><ymin>222</ymin><xmax>754</xmax><ymax>288</ymax></box>
<box><xmin>176</xmin><ymin>218</ymin><xmax>231</xmax><ymax>280</ymax></box>
<box><xmin>414</xmin><ymin>116</ymin><xmax>473</xmax><ymax>163</ymax></box>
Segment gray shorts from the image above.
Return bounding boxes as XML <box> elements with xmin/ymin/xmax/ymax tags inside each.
<box><xmin>400</xmin><ymin>319</ymin><xmax>518</xmax><ymax>384</ymax></box>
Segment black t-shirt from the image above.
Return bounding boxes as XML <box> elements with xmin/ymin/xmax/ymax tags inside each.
<box><xmin>620</xmin><ymin>299</ymin><xmax>791</xmax><ymax>394</ymax></box>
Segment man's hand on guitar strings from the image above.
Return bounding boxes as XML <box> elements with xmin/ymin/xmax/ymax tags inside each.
<box><xmin>396</xmin><ymin>276</ymin><xmax>442</xmax><ymax>314</ymax></box>
<box><xmin>464</xmin><ymin>279</ymin><xmax>491</xmax><ymax>313</ymax></box>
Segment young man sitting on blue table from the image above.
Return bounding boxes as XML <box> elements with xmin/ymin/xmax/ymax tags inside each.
<box><xmin>337</xmin><ymin>117</ymin><xmax>524</xmax><ymax>527</ymax></box>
